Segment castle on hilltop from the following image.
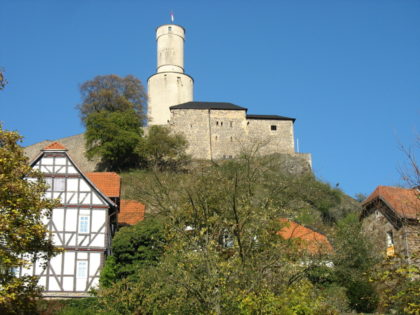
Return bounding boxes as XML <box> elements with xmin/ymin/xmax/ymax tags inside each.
<box><xmin>25</xmin><ymin>22</ymin><xmax>311</xmax><ymax>169</ymax></box>
<box><xmin>147</xmin><ymin>23</ymin><xmax>311</xmax><ymax>163</ymax></box>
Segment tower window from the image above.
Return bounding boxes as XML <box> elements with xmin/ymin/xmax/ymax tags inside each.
<box><xmin>271</xmin><ymin>125</ymin><xmax>277</xmax><ymax>131</ymax></box>
<box><xmin>230</xmin><ymin>136</ymin><xmax>233</xmax><ymax>142</ymax></box>
<box><xmin>230</xmin><ymin>121</ymin><xmax>233</xmax><ymax>127</ymax></box>
<box><xmin>216</xmin><ymin>121</ymin><xmax>219</xmax><ymax>126</ymax></box>
<box><xmin>221</xmin><ymin>122</ymin><xmax>223</xmax><ymax>126</ymax></box>
<box><xmin>168</xmin><ymin>26</ymin><xmax>172</xmax><ymax>31</ymax></box>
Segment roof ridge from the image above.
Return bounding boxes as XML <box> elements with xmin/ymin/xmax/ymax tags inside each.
<box><xmin>43</xmin><ymin>141</ymin><xmax>67</xmax><ymax>151</ymax></box>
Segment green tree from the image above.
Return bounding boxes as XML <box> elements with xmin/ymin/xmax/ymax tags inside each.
<box><xmin>77</xmin><ymin>74</ymin><xmax>147</xmax><ymax>125</ymax></box>
<box><xmin>331</xmin><ymin>213</ymin><xmax>379</xmax><ymax>313</ymax></box>
<box><xmin>99</xmin><ymin>217</ymin><xmax>166</xmax><ymax>287</ymax></box>
<box><xmin>96</xmin><ymin>155</ymin><xmax>348</xmax><ymax>314</ymax></box>
<box><xmin>85</xmin><ymin>109</ymin><xmax>144</xmax><ymax>171</ymax></box>
<box><xmin>372</xmin><ymin>255</ymin><xmax>420</xmax><ymax>314</ymax></box>
<box><xmin>0</xmin><ymin>125</ymin><xmax>59</xmax><ymax>314</ymax></box>
<box><xmin>0</xmin><ymin>70</ymin><xmax>6</xmax><ymax>90</ymax></box>
<box><xmin>139</xmin><ymin>125</ymin><xmax>190</xmax><ymax>171</ymax></box>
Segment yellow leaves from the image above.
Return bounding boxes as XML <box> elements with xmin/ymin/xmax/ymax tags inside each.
<box><xmin>0</xmin><ymin>126</ymin><xmax>59</xmax><ymax>311</ymax></box>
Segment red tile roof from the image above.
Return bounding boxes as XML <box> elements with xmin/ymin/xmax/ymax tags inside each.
<box><xmin>119</xmin><ymin>200</ymin><xmax>145</xmax><ymax>225</ymax></box>
<box><xmin>85</xmin><ymin>172</ymin><xmax>121</xmax><ymax>198</ymax></box>
<box><xmin>278</xmin><ymin>219</ymin><xmax>333</xmax><ymax>254</ymax></box>
<box><xmin>43</xmin><ymin>142</ymin><xmax>67</xmax><ymax>150</ymax></box>
<box><xmin>363</xmin><ymin>186</ymin><xmax>420</xmax><ymax>220</ymax></box>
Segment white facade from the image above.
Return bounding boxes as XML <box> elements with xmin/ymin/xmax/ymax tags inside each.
<box><xmin>148</xmin><ymin>24</ymin><xmax>194</xmax><ymax>125</ymax></box>
<box><xmin>18</xmin><ymin>145</ymin><xmax>118</xmax><ymax>297</ymax></box>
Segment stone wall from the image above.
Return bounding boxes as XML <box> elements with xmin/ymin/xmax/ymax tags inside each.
<box><xmin>170</xmin><ymin>108</ymin><xmax>301</xmax><ymax>161</ymax></box>
<box><xmin>362</xmin><ymin>208</ymin><xmax>420</xmax><ymax>262</ymax></box>
<box><xmin>247</xmin><ymin>119</ymin><xmax>295</xmax><ymax>155</ymax></box>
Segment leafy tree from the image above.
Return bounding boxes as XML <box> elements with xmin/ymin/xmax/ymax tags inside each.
<box><xmin>0</xmin><ymin>70</ymin><xmax>6</xmax><ymax>90</ymax></box>
<box><xmin>372</xmin><ymin>255</ymin><xmax>420</xmax><ymax>314</ymax></box>
<box><xmin>85</xmin><ymin>109</ymin><xmax>144</xmax><ymax>171</ymax></box>
<box><xmin>96</xmin><ymin>155</ymin><xmax>349</xmax><ymax>314</ymax></box>
<box><xmin>77</xmin><ymin>74</ymin><xmax>147</xmax><ymax>125</ymax></box>
<box><xmin>139</xmin><ymin>125</ymin><xmax>190</xmax><ymax>171</ymax></box>
<box><xmin>0</xmin><ymin>125</ymin><xmax>59</xmax><ymax>314</ymax></box>
<box><xmin>331</xmin><ymin>213</ymin><xmax>379</xmax><ymax>313</ymax></box>
<box><xmin>99</xmin><ymin>217</ymin><xmax>166</xmax><ymax>287</ymax></box>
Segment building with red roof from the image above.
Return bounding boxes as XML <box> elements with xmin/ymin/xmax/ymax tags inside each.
<box><xmin>119</xmin><ymin>200</ymin><xmax>145</xmax><ymax>226</ymax></box>
<box><xmin>19</xmin><ymin>142</ymin><xmax>145</xmax><ymax>298</ymax></box>
<box><xmin>278</xmin><ymin>219</ymin><xmax>333</xmax><ymax>255</ymax></box>
<box><xmin>361</xmin><ymin>186</ymin><xmax>419</xmax><ymax>261</ymax></box>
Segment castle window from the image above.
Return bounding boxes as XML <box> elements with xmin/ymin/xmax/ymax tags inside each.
<box><xmin>230</xmin><ymin>121</ymin><xmax>233</xmax><ymax>127</ymax></box>
<box><xmin>230</xmin><ymin>136</ymin><xmax>233</xmax><ymax>142</ymax></box>
<box><xmin>168</xmin><ymin>26</ymin><xmax>172</xmax><ymax>31</ymax></box>
<box><xmin>271</xmin><ymin>125</ymin><xmax>277</xmax><ymax>131</ymax></box>
<box><xmin>216</xmin><ymin>121</ymin><xmax>219</xmax><ymax>126</ymax></box>
<box><xmin>215</xmin><ymin>136</ymin><xmax>218</xmax><ymax>141</ymax></box>
<box><xmin>221</xmin><ymin>122</ymin><xmax>223</xmax><ymax>126</ymax></box>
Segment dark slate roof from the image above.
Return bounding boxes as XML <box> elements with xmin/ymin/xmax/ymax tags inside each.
<box><xmin>246</xmin><ymin>114</ymin><xmax>296</xmax><ymax>122</ymax></box>
<box><xmin>170</xmin><ymin>101</ymin><xmax>247</xmax><ymax>111</ymax></box>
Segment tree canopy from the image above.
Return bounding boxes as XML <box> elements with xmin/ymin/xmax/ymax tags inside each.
<box><xmin>0</xmin><ymin>70</ymin><xmax>6</xmax><ymax>90</ymax></box>
<box><xmin>77</xmin><ymin>74</ymin><xmax>147</xmax><ymax>125</ymax></box>
<box><xmin>85</xmin><ymin>109</ymin><xmax>145</xmax><ymax>171</ymax></box>
<box><xmin>95</xmin><ymin>155</ymin><xmax>354</xmax><ymax>314</ymax></box>
<box><xmin>139</xmin><ymin>125</ymin><xmax>190</xmax><ymax>171</ymax></box>
<box><xmin>0</xmin><ymin>125</ymin><xmax>59</xmax><ymax>314</ymax></box>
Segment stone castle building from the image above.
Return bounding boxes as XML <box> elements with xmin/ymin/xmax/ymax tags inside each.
<box><xmin>25</xmin><ymin>22</ymin><xmax>311</xmax><ymax>168</ymax></box>
<box><xmin>148</xmin><ymin>23</ymin><xmax>311</xmax><ymax>164</ymax></box>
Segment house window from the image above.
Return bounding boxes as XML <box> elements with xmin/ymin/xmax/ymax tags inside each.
<box><xmin>386</xmin><ymin>231</ymin><xmax>394</xmax><ymax>247</ymax></box>
<box><xmin>271</xmin><ymin>125</ymin><xmax>277</xmax><ymax>131</ymax></box>
<box><xmin>386</xmin><ymin>231</ymin><xmax>395</xmax><ymax>257</ymax></box>
<box><xmin>79</xmin><ymin>215</ymin><xmax>90</xmax><ymax>234</ymax></box>
<box><xmin>54</xmin><ymin>177</ymin><xmax>65</xmax><ymax>191</ymax></box>
<box><xmin>76</xmin><ymin>261</ymin><xmax>88</xmax><ymax>279</ymax></box>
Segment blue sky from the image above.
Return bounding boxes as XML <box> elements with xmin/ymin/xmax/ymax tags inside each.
<box><xmin>1</xmin><ymin>0</ymin><xmax>419</xmax><ymax>198</ymax></box>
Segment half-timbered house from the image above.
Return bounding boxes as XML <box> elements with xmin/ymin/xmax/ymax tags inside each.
<box><xmin>18</xmin><ymin>142</ymin><xmax>122</xmax><ymax>297</ymax></box>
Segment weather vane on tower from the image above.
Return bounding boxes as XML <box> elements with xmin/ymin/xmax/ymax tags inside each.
<box><xmin>170</xmin><ymin>11</ymin><xmax>174</xmax><ymax>23</ymax></box>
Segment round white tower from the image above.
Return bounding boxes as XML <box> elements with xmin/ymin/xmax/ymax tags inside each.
<box><xmin>148</xmin><ymin>24</ymin><xmax>194</xmax><ymax>125</ymax></box>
